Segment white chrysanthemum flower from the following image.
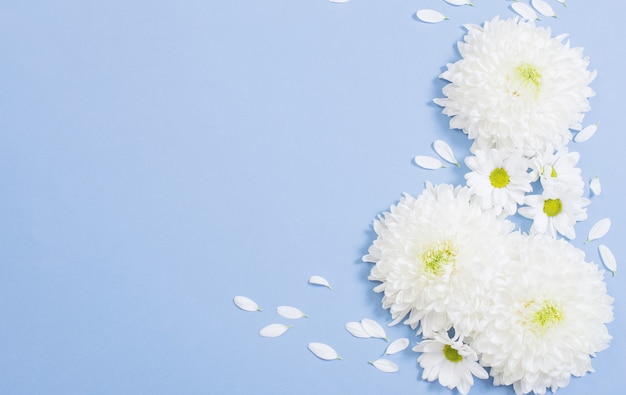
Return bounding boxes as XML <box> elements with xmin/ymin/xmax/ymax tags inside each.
<box><xmin>414</xmin><ymin>331</ymin><xmax>488</xmax><ymax>395</ymax></box>
<box><xmin>518</xmin><ymin>183</ymin><xmax>589</xmax><ymax>239</ymax></box>
<box><xmin>434</xmin><ymin>17</ymin><xmax>596</xmax><ymax>156</ymax></box>
<box><xmin>363</xmin><ymin>183</ymin><xmax>514</xmax><ymax>337</ymax></box>
<box><xmin>529</xmin><ymin>148</ymin><xmax>585</xmax><ymax>191</ymax></box>
<box><xmin>465</xmin><ymin>149</ymin><xmax>533</xmax><ymax>216</ymax></box>
<box><xmin>472</xmin><ymin>234</ymin><xmax>613</xmax><ymax>395</ymax></box>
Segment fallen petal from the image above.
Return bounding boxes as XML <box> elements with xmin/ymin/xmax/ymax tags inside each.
<box><xmin>345</xmin><ymin>322</ymin><xmax>371</xmax><ymax>338</ymax></box>
<box><xmin>308</xmin><ymin>275</ymin><xmax>332</xmax><ymax>289</ymax></box>
<box><xmin>233</xmin><ymin>296</ymin><xmax>261</xmax><ymax>312</ymax></box>
<box><xmin>416</xmin><ymin>9</ymin><xmax>449</xmax><ymax>23</ymax></box>
<box><xmin>599</xmin><ymin>245</ymin><xmax>617</xmax><ymax>276</ymax></box>
<box><xmin>511</xmin><ymin>2</ymin><xmax>539</xmax><ymax>20</ymax></box>
<box><xmin>369</xmin><ymin>359</ymin><xmax>399</xmax><ymax>373</ymax></box>
<box><xmin>574</xmin><ymin>123</ymin><xmax>598</xmax><ymax>143</ymax></box>
<box><xmin>443</xmin><ymin>0</ymin><xmax>473</xmax><ymax>5</ymax></box>
<box><xmin>277</xmin><ymin>306</ymin><xmax>308</xmax><ymax>319</ymax></box>
<box><xmin>414</xmin><ymin>155</ymin><xmax>445</xmax><ymax>170</ymax></box>
<box><xmin>556</xmin><ymin>0</ymin><xmax>566</xmax><ymax>6</ymax></box>
<box><xmin>308</xmin><ymin>342</ymin><xmax>342</xmax><ymax>360</ymax></box>
<box><xmin>590</xmin><ymin>177</ymin><xmax>602</xmax><ymax>196</ymax></box>
<box><xmin>361</xmin><ymin>318</ymin><xmax>388</xmax><ymax>341</ymax></box>
<box><xmin>259</xmin><ymin>324</ymin><xmax>291</xmax><ymax>338</ymax></box>
<box><xmin>328</xmin><ymin>0</ymin><xmax>350</xmax><ymax>3</ymax></box>
<box><xmin>433</xmin><ymin>140</ymin><xmax>460</xmax><ymax>167</ymax></box>
<box><xmin>531</xmin><ymin>0</ymin><xmax>556</xmax><ymax>17</ymax></box>
<box><xmin>384</xmin><ymin>338</ymin><xmax>410</xmax><ymax>355</ymax></box>
<box><xmin>586</xmin><ymin>218</ymin><xmax>611</xmax><ymax>243</ymax></box>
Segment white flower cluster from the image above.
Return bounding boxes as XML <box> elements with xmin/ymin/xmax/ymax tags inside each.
<box><xmin>364</xmin><ymin>17</ymin><xmax>614</xmax><ymax>395</ymax></box>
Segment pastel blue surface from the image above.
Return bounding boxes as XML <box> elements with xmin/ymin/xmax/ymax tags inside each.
<box><xmin>1</xmin><ymin>1</ymin><xmax>624</xmax><ymax>394</ymax></box>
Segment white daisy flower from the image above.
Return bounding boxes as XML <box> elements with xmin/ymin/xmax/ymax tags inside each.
<box><xmin>472</xmin><ymin>234</ymin><xmax>613</xmax><ymax>395</ymax></box>
<box><xmin>518</xmin><ymin>184</ymin><xmax>590</xmax><ymax>239</ymax></box>
<box><xmin>529</xmin><ymin>148</ymin><xmax>585</xmax><ymax>191</ymax></box>
<box><xmin>465</xmin><ymin>149</ymin><xmax>533</xmax><ymax>216</ymax></box>
<box><xmin>434</xmin><ymin>17</ymin><xmax>596</xmax><ymax>156</ymax></box>
<box><xmin>363</xmin><ymin>183</ymin><xmax>514</xmax><ymax>337</ymax></box>
<box><xmin>414</xmin><ymin>331</ymin><xmax>488</xmax><ymax>395</ymax></box>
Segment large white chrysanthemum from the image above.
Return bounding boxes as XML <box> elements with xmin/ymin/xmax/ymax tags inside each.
<box><xmin>363</xmin><ymin>183</ymin><xmax>514</xmax><ymax>337</ymax></box>
<box><xmin>472</xmin><ymin>234</ymin><xmax>613</xmax><ymax>395</ymax></box>
<box><xmin>434</xmin><ymin>17</ymin><xmax>596</xmax><ymax>156</ymax></box>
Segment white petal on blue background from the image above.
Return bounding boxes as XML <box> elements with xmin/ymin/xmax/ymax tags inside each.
<box><xmin>555</xmin><ymin>0</ymin><xmax>566</xmax><ymax>6</ymax></box>
<box><xmin>308</xmin><ymin>342</ymin><xmax>342</xmax><ymax>360</ymax></box>
<box><xmin>345</xmin><ymin>322</ymin><xmax>371</xmax><ymax>338</ymax></box>
<box><xmin>414</xmin><ymin>155</ymin><xmax>445</xmax><ymax>170</ymax></box>
<box><xmin>259</xmin><ymin>324</ymin><xmax>291</xmax><ymax>338</ymax></box>
<box><xmin>308</xmin><ymin>275</ymin><xmax>332</xmax><ymax>289</ymax></box>
<box><xmin>361</xmin><ymin>319</ymin><xmax>388</xmax><ymax>341</ymax></box>
<box><xmin>369</xmin><ymin>359</ymin><xmax>399</xmax><ymax>373</ymax></box>
<box><xmin>443</xmin><ymin>0</ymin><xmax>473</xmax><ymax>6</ymax></box>
<box><xmin>277</xmin><ymin>306</ymin><xmax>308</xmax><ymax>319</ymax></box>
<box><xmin>328</xmin><ymin>0</ymin><xmax>350</xmax><ymax>3</ymax></box>
<box><xmin>590</xmin><ymin>177</ymin><xmax>602</xmax><ymax>196</ymax></box>
<box><xmin>433</xmin><ymin>140</ymin><xmax>460</xmax><ymax>167</ymax></box>
<box><xmin>574</xmin><ymin>123</ymin><xmax>598</xmax><ymax>143</ymax></box>
<box><xmin>599</xmin><ymin>245</ymin><xmax>617</xmax><ymax>276</ymax></box>
<box><xmin>586</xmin><ymin>218</ymin><xmax>611</xmax><ymax>243</ymax></box>
<box><xmin>384</xmin><ymin>338</ymin><xmax>410</xmax><ymax>355</ymax></box>
<box><xmin>416</xmin><ymin>9</ymin><xmax>449</xmax><ymax>23</ymax></box>
<box><xmin>233</xmin><ymin>296</ymin><xmax>261</xmax><ymax>312</ymax></box>
<box><xmin>511</xmin><ymin>2</ymin><xmax>539</xmax><ymax>20</ymax></box>
<box><xmin>531</xmin><ymin>0</ymin><xmax>557</xmax><ymax>17</ymax></box>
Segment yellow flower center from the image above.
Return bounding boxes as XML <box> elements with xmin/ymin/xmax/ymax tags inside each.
<box><xmin>489</xmin><ymin>168</ymin><xmax>510</xmax><ymax>188</ymax></box>
<box><xmin>421</xmin><ymin>242</ymin><xmax>457</xmax><ymax>276</ymax></box>
<box><xmin>509</xmin><ymin>63</ymin><xmax>542</xmax><ymax>98</ymax></box>
<box><xmin>523</xmin><ymin>300</ymin><xmax>563</xmax><ymax>334</ymax></box>
<box><xmin>543</xmin><ymin>198</ymin><xmax>563</xmax><ymax>217</ymax></box>
<box><xmin>550</xmin><ymin>167</ymin><xmax>557</xmax><ymax>178</ymax></box>
<box><xmin>443</xmin><ymin>344</ymin><xmax>463</xmax><ymax>363</ymax></box>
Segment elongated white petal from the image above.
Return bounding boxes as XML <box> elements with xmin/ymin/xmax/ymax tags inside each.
<box><xmin>308</xmin><ymin>342</ymin><xmax>342</xmax><ymax>360</ymax></box>
<box><xmin>308</xmin><ymin>275</ymin><xmax>332</xmax><ymax>289</ymax></box>
<box><xmin>345</xmin><ymin>322</ymin><xmax>371</xmax><ymax>338</ymax></box>
<box><xmin>361</xmin><ymin>318</ymin><xmax>388</xmax><ymax>341</ymax></box>
<box><xmin>556</xmin><ymin>0</ymin><xmax>566</xmax><ymax>6</ymax></box>
<box><xmin>590</xmin><ymin>177</ymin><xmax>602</xmax><ymax>196</ymax></box>
<box><xmin>574</xmin><ymin>123</ymin><xmax>598</xmax><ymax>143</ymax></box>
<box><xmin>416</xmin><ymin>9</ymin><xmax>449</xmax><ymax>23</ymax></box>
<box><xmin>328</xmin><ymin>0</ymin><xmax>349</xmax><ymax>3</ymax></box>
<box><xmin>433</xmin><ymin>140</ymin><xmax>460</xmax><ymax>167</ymax></box>
<box><xmin>233</xmin><ymin>296</ymin><xmax>261</xmax><ymax>312</ymax></box>
<box><xmin>443</xmin><ymin>0</ymin><xmax>473</xmax><ymax>6</ymax></box>
<box><xmin>414</xmin><ymin>155</ymin><xmax>444</xmax><ymax>170</ymax></box>
<box><xmin>511</xmin><ymin>2</ymin><xmax>539</xmax><ymax>20</ymax></box>
<box><xmin>384</xmin><ymin>338</ymin><xmax>410</xmax><ymax>355</ymax></box>
<box><xmin>259</xmin><ymin>324</ymin><xmax>291</xmax><ymax>338</ymax></box>
<box><xmin>277</xmin><ymin>306</ymin><xmax>308</xmax><ymax>319</ymax></box>
<box><xmin>586</xmin><ymin>218</ymin><xmax>611</xmax><ymax>243</ymax></box>
<box><xmin>531</xmin><ymin>0</ymin><xmax>556</xmax><ymax>17</ymax></box>
<box><xmin>369</xmin><ymin>359</ymin><xmax>399</xmax><ymax>373</ymax></box>
<box><xmin>599</xmin><ymin>245</ymin><xmax>617</xmax><ymax>275</ymax></box>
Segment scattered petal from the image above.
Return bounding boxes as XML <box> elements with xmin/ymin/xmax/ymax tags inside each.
<box><xmin>328</xmin><ymin>0</ymin><xmax>350</xmax><ymax>3</ymax></box>
<box><xmin>277</xmin><ymin>306</ymin><xmax>308</xmax><ymax>319</ymax></box>
<box><xmin>414</xmin><ymin>155</ymin><xmax>445</xmax><ymax>170</ymax></box>
<box><xmin>556</xmin><ymin>0</ymin><xmax>566</xmax><ymax>6</ymax></box>
<box><xmin>369</xmin><ymin>359</ymin><xmax>400</xmax><ymax>373</ymax></box>
<box><xmin>599</xmin><ymin>245</ymin><xmax>617</xmax><ymax>275</ymax></box>
<box><xmin>416</xmin><ymin>9</ymin><xmax>449</xmax><ymax>23</ymax></box>
<box><xmin>233</xmin><ymin>296</ymin><xmax>261</xmax><ymax>312</ymax></box>
<box><xmin>345</xmin><ymin>322</ymin><xmax>371</xmax><ymax>338</ymax></box>
<box><xmin>586</xmin><ymin>218</ymin><xmax>611</xmax><ymax>243</ymax></box>
<box><xmin>511</xmin><ymin>2</ymin><xmax>539</xmax><ymax>20</ymax></box>
<box><xmin>574</xmin><ymin>123</ymin><xmax>598</xmax><ymax>143</ymax></box>
<box><xmin>384</xmin><ymin>338</ymin><xmax>410</xmax><ymax>355</ymax></box>
<box><xmin>259</xmin><ymin>324</ymin><xmax>292</xmax><ymax>338</ymax></box>
<box><xmin>433</xmin><ymin>140</ymin><xmax>460</xmax><ymax>167</ymax></box>
<box><xmin>308</xmin><ymin>275</ymin><xmax>332</xmax><ymax>289</ymax></box>
<box><xmin>443</xmin><ymin>0</ymin><xmax>473</xmax><ymax>6</ymax></box>
<box><xmin>361</xmin><ymin>318</ymin><xmax>388</xmax><ymax>341</ymax></box>
<box><xmin>531</xmin><ymin>0</ymin><xmax>557</xmax><ymax>17</ymax></box>
<box><xmin>590</xmin><ymin>177</ymin><xmax>602</xmax><ymax>196</ymax></box>
<box><xmin>308</xmin><ymin>342</ymin><xmax>342</xmax><ymax>360</ymax></box>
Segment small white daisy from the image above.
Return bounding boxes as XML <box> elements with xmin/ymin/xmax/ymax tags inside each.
<box><xmin>465</xmin><ymin>149</ymin><xmax>533</xmax><ymax>216</ymax></box>
<box><xmin>414</xmin><ymin>331</ymin><xmax>488</xmax><ymax>395</ymax></box>
<box><xmin>518</xmin><ymin>183</ymin><xmax>589</xmax><ymax>239</ymax></box>
<box><xmin>529</xmin><ymin>148</ymin><xmax>585</xmax><ymax>191</ymax></box>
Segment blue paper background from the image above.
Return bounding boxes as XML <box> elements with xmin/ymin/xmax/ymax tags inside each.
<box><xmin>1</xmin><ymin>1</ymin><xmax>624</xmax><ymax>394</ymax></box>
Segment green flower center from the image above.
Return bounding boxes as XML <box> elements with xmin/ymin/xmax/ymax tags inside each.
<box><xmin>489</xmin><ymin>168</ymin><xmax>510</xmax><ymax>188</ymax></box>
<box><xmin>543</xmin><ymin>198</ymin><xmax>563</xmax><ymax>217</ymax></box>
<box><xmin>550</xmin><ymin>167</ymin><xmax>557</xmax><ymax>178</ymax></box>
<box><xmin>532</xmin><ymin>302</ymin><xmax>563</xmax><ymax>328</ymax></box>
<box><xmin>516</xmin><ymin>63</ymin><xmax>542</xmax><ymax>90</ymax></box>
<box><xmin>421</xmin><ymin>242</ymin><xmax>457</xmax><ymax>276</ymax></box>
<box><xmin>443</xmin><ymin>344</ymin><xmax>463</xmax><ymax>363</ymax></box>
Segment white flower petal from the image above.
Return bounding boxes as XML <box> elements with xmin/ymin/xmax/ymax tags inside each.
<box><xmin>590</xmin><ymin>177</ymin><xmax>602</xmax><ymax>196</ymax></box>
<box><xmin>308</xmin><ymin>342</ymin><xmax>342</xmax><ymax>360</ymax></box>
<box><xmin>369</xmin><ymin>359</ymin><xmax>399</xmax><ymax>373</ymax></box>
<box><xmin>414</xmin><ymin>155</ymin><xmax>445</xmax><ymax>170</ymax></box>
<box><xmin>586</xmin><ymin>218</ymin><xmax>611</xmax><ymax>243</ymax></box>
<box><xmin>511</xmin><ymin>2</ymin><xmax>539</xmax><ymax>20</ymax></box>
<box><xmin>308</xmin><ymin>275</ymin><xmax>332</xmax><ymax>289</ymax></box>
<box><xmin>259</xmin><ymin>324</ymin><xmax>291</xmax><ymax>338</ymax></box>
<box><xmin>361</xmin><ymin>318</ymin><xmax>388</xmax><ymax>341</ymax></box>
<box><xmin>384</xmin><ymin>338</ymin><xmax>410</xmax><ymax>355</ymax></box>
<box><xmin>416</xmin><ymin>9</ymin><xmax>449</xmax><ymax>24</ymax></box>
<box><xmin>345</xmin><ymin>322</ymin><xmax>371</xmax><ymax>338</ymax></box>
<box><xmin>433</xmin><ymin>140</ymin><xmax>460</xmax><ymax>167</ymax></box>
<box><xmin>574</xmin><ymin>123</ymin><xmax>598</xmax><ymax>143</ymax></box>
<box><xmin>556</xmin><ymin>0</ymin><xmax>566</xmax><ymax>6</ymax></box>
<box><xmin>328</xmin><ymin>0</ymin><xmax>349</xmax><ymax>3</ymax></box>
<box><xmin>599</xmin><ymin>245</ymin><xmax>617</xmax><ymax>275</ymax></box>
<box><xmin>277</xmin><ymin>306</ymin><xmax>308</xmax><ymax>319</ymax></box>
<box><xmin>531</xmin><ymin>0</ymin><xmax>557</xmax><ymax>17</ymax></box>
<box><xmin>233</xmin><ymin>296</ymin><xmax>261</xmax><ymax>312</ymax></box>
<box><xmin>443</xmin><ymin>0</ymin><xmax>473</xmax><ymax>6</ymax></box>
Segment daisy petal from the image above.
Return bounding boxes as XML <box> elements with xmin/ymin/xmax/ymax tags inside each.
<box><xmin>361</xmin><ymin>318</ymin><xmax>388</xmax><ymax>341</ymax></box>
<box><xmin>233</xmin><ymin>296</ymin><xmax>261</xmax><ymax>312</ymax></box>
<box><xmin>259</xmin><ymin>324</ymin><xmax>291</xmax><ymax>338</ymax></box>
<box><xmin>590</xmin><ymin>177</ymin><xmax>602</xmax><ymax>196</ymax></box>
<box><xmin>328</xmin><ymin>0</ymin><xmax>350</xmax><ymax>3</ymax></box>
<box><xmin>415</xmin><ymin>155</ymin><xmax>445</xmax><ymax>169</ymax></box>
<box><xmin>598</xmin><ymin>244</ymin><xmax>617</xmax><ymax>275</ymax></box>
<box><xmin>574</xmin><ymin>123</ymin><xmax>598</xmax><ymax>143</ymax></box>
<box><xmin>308</xmin><ymin>275</ymin><xmax>332</xmax><ymax>289</ymax></box>
<box><xmin>443</xmin><ymin>0</ymin><xmax>473</xmax><ymax>6</ymax></box>
<box><xmin>531</xmin><ymin>0</ymin><xmax>557</xmax><ymax>17</ymax></box>
<box><xmin>433</xmin><ymin>140</ymin><xmax>460</xmax><ymax>167</ymax></box>
<box><xmin>416</xmin><ymin>9</ymin><xmax>449</xmax><ymax>23</ymax></box>
<box><xmin>277</xmin><ymin>306</ymin><xmax>308</xmax><ymax>319</ymax></box>
<box><xmin>511</xmin><ymin>2</ymin><xmax>540</xmax><ymax>20</ymax></box>
<box><xmin>369</xmin><ymin>359</ymin><xmax>399</xmax><ymax>373</ymax></box>
<box><xmin>345</xmin><ymin>322</ymin><xmax>371</xmax><ymax>338</ymax></box>
<box><xmin>308</xmin><ymin>342</ymin><xmax>342</xmax><ymax>360</ymax></box>
<box><xmin>384</xmin><ymin>338</ymin><xmax>410</xmax><ymax>355</ymax></box>
<box><xmin>556</xmin><ymin>0</ymin><xmax>566</xmax><ymax>6</ymax></box>
<box><xmin>586</xmin><ymin>218</ymin><xmax>611</xmax><ymax>243</ymax></box>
